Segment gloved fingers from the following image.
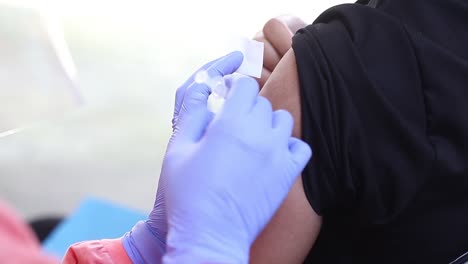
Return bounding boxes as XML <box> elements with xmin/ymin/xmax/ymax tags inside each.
<box><xmin>204</xmin><ymin>51</ymin><xmax>243</xmax><ymax>79</ymax></box>
<box><xmin>272</xmin><ymin>110</ymin><xmax>294</xmax><ymax>140</ymax></box>
<box><xmin>250</xmin><ymin>96</ymin><xmax>273</xmax><ymax>127</ymax></box>
<box><xmin>288</xmin><ymin>137</ymin><xmax>312</xmax><ymax>169</ymax></box>
<box><xmin>173</xmin><ymin>82</ymin><xmax>211</xmax><ymax>132</ymax></box>
<box><xmin>223</xmin><ymin>75</ymin><xmax>260</xmax><ymax>116</ymax></box>
<box><xmin>174</xmin><ymin>51</ymin><xmax>241</xmax><ymax>121</ymax></box>
<box><xmin>176</xmin><ymin>106</ymin><xmax>214</xmax><ymax>143</ymax></box>
<box><xmin>180</xmin><ymin>82</ymin><xmax>211</xmax><ymax>115</ymax></box>
<box><xmin>173</xmin><ymin>57</ymin><xmax>223</xmax><ymax>121</ymax></box>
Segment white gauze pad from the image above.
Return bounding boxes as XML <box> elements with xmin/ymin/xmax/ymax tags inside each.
<box><xmin>200</xmin><ymin>37</ymin><xmax>264</xmax><ymax>113</ymax></box>
<box><xmin>234</xmin><ymin>37</ymin><xmax>264</xmax><ymax>78</ymax></box>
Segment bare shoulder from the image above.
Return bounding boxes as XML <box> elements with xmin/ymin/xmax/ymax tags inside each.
<box><xmin>250</xmin><ymin>49</ymin><xmax>322</xmax><ymax>264</ymax></box>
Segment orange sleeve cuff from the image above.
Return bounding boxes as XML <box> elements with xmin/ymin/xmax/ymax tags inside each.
<box><xmin>63</xmin><ymin>238</ymin><xmax>132</xmax><ymax>264</ymax></box>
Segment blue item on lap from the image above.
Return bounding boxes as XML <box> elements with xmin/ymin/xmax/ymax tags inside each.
<box><xmin>42</xmin><ymin>197</ymin><xmax>146</xmax><ymax>258</ymax></box>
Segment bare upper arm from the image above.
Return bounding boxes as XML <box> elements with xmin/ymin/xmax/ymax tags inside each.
<box><xmin>249</xmin><ymin>49</ymin><xmax>322</xmax><ymax>263</ymax></box>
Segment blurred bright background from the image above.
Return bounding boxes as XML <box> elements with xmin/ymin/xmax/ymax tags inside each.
<box><xmin>0</xmin><ymin>0</ymin><xmax>349</xmax><ymax>219</ymax></box>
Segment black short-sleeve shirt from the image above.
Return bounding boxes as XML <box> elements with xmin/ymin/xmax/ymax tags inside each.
<box><xmin>292</xmin><ymin>0</ymin><xmax>468</xmax><ymax>262</ymax></box>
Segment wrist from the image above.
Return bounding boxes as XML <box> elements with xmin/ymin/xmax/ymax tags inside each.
<box><xmin>122</xmin><ymin>221</ymin><xmax>166</xmax><ymax>264</ymax></box>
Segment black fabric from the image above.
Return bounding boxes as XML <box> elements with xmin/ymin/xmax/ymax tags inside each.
<box><xmin>29</xmin><ymin>216</ymin><xmax>63</xmax><ymax>243</ymax></box>
<box><xmin>292</xmin><ymin>0</ymin><xmax>468</xmax><ymax>263</ymax></box>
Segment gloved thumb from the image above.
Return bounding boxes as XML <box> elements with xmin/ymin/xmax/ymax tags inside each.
<box><xmin>174</xmin><ymin>99</ymin><xmax>214</xmax><ymax>143</ymax></box>
<box><xmin>179</xmin><ymin>82</ymin><xmax>211</xmax><ymax>116</ymax></box>
<box><xmin>173</xmin><ymin>57</ymin><xmax>225</xmax><ymax>122</ymax></box>
<box><xmin>288</xmin><ymin>137</ymin><xmax>312</xmax><ymax>170</ymax></box>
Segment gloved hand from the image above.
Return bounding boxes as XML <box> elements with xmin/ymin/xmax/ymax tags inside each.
<box><xmin>122</xmin><ymin>52</ymin><xmax>244</xmax><ymax>264</ymax></box>
<box><xmin>161</xmin><ymin>66</ymin><xmax>312</xmax><ymax>262</ymax></box>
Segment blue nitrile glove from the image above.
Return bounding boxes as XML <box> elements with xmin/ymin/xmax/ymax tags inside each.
<box><xmin>122</xmin><ymin>52</ymin><xmax>244</xmax><ymax>264</ymax></box>
<box><xmin>161</xmin><ymin>72</ymin><xmax>312</xmax><ymax>263</ymax></box>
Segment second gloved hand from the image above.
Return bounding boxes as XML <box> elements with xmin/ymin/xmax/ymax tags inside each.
<box><xmin>162</xmin><ymin>70</ymin><xmax>312</xmax><ymax>263</ymax></box>
<box><xmin>122</xmin><ymin>52</ymin><xmax>244</xmax><ymax>264</ymax></box>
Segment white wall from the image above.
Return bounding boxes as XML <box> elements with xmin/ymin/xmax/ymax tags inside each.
<box><xmin>0</xmin><ymin>0</ymin><xmax>351</xmax><ymax>218</ymax></box>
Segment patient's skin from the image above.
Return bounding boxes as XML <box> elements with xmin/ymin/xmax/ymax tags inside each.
<box><xmin>250</xmin><ymin>17</ymin><xmax>322</xmax><ymax>264</ymax></box>
<box><xmin>254</xmin><ymin>16</ymin><xmax>307</xmax><ymax>87</ymax></box>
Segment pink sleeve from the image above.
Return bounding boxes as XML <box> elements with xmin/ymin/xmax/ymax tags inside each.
<box><xmin>0</xmin><ymin>200</ymin><xmax>59</xmax><ymax>263</ymax></box>
<box><xmin>62</xmin><ymin>238</ymin><xmax>132</xmax><ymax>264</ymax></box>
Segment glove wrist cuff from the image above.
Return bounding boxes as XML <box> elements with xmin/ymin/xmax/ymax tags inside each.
<box><xmin>122</xmin><ymin>221</ymin><xmax>166</xmax><ymax>264</ymax></box>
